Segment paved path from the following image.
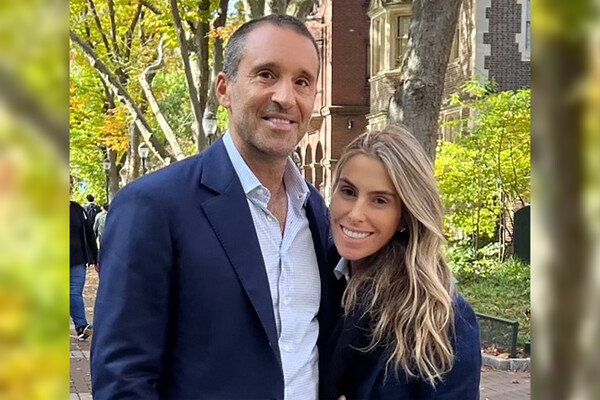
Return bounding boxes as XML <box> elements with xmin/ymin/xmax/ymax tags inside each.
<box><xmin>71</xmin><ymin>268</ymin><xmax>530</xmax><ymax>399</ymax></box>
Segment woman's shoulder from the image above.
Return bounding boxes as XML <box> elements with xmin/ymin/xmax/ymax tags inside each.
<box><xmin>453</xmin><ymin>293</ymin><xmax>478</xmax><ymax>326</ymax></box>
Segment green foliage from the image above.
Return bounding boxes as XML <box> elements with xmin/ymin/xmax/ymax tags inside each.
<box><xmin>447</xmin><ymin>243</ymin><xmax>531</xmax><ymax>345</ymax></box>
<box><xmin>436</xmin><ymin>81</ymin><xmax>530</xmax><ymax>245</ymax></box>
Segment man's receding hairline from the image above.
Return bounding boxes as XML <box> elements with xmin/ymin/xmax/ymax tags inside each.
<box><xmin>241</xmin><ymin>21</ymin><xmax>319</xmax><ymax>61</ymax></box>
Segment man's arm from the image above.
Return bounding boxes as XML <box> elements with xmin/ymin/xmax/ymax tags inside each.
<box><xmin>91</xmin><ymin>184</ymin><xmax>173</xmax><ymax>400</ymax></box>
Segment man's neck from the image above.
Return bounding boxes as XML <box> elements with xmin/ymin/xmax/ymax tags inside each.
<box><xmin>230</xmin><ymin>135</ymin><xmax>288</xmax><ymax>195</ymax></box>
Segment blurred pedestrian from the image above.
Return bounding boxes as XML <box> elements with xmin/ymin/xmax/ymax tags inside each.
<box><xmin>83</xmin><ymin>194</ymin><xmax>101</xmax><ymax>223</ymax></box>
<box><xmin>70</xmin><ymin>197</ymin><xmax>98</xmax><ymax>341</ymax></box>
<box><xmin>93</xmin><ymin>202</ymin><xmax>109</xmax><ymax>243</ymax></box>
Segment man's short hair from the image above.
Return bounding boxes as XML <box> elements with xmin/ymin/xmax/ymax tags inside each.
<box><xmin>223</xmin><ymin>14</ymin><xmax>320</xmax><ymax>81</ymax></box>
<box><xmin>102</xmin><ymin>202</ymin><xmax>109</xmax><ymax>211</ymax></box>
<box><xmin>86</xmin><ymin>194</ymin><xmax>95</xmax><ymax>202</ymax></box>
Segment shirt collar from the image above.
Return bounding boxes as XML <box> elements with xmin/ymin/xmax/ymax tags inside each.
<box><xmin>333</xmin><ymin>257</ymin><xmax>350</xmax><ymax>282</ymax></box>
<box><xmin>223</xmin><ymin>131</ymin><xmax>310</xmax><ymax>208</ymax></box>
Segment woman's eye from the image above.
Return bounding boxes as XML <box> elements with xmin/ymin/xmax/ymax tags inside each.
<box><xmin>374</xmin><ymin>197</ymin><xmax>388</xmax><ymax>205</ymax></box>
<box><xmin>340</xmin><ymin>187</ymin><xmax>355</xmax><ymax>197</ymax></box>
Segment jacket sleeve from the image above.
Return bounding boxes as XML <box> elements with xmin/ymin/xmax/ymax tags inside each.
<box><xmin>90</xmin><ymin>183</ymin><xmax>173</xmax><ymax>400</ymax></box>
<box><xmin>83</xmin><ymin>211</ymin><xmax>98</xmax><ymax>264</ymax></box>
<box><xmin>418</xmin><ymin>295</ymin><xmax>482</xmax><ymax>399</ymax></box>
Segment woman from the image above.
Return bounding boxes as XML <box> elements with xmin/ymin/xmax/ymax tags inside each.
<box><xmin>323</xmin><ymin>126</ymin><xmax>481</xmax><ymax>399</ymax></box>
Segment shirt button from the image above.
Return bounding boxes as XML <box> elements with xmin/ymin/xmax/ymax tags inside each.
<box><xmin>267</xmin><ymin>215</ymin><xmax>273</xmax><ymax>222</ymax></box>
<box><xmin>283</xmin><ymin>297</ymin><xmax>290</xmax><ymax>305</ymax></box>
<box><xmin>283</xmin><ymin>344</ymin><xmax>291</xmax><ymax>352</ymax></box>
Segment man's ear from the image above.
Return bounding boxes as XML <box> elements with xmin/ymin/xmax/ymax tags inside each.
<box><xmin>215</xmin><ymin>72</ymin><xmax>231</xmax><ymax>108</ymax></box>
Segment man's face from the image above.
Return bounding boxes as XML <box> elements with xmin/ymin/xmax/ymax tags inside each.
<box><xmin>216</xmin><ymin>24</ymin><xmax>319</xmax><ymax>161</ymax></box>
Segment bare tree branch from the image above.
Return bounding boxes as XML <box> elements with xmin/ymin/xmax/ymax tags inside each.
<box><xmin>206</xmin><ymin>0</ymin><xmax>229</xmax><ymax>115</ymax></box>
<box><xmin>124</xmin><ymin>2</ymin><xmax>143</xmax><ymax>62</ymax></box>
<box><xmin>140</xmin><ymin>0</ymin><xmax>162</xmax><ymax>15</ymax></box>
<box><xmin>70</xmin><ymin>29</ymin><xmax>172</xmax><ymax>163</ymax></box>
<box><xmin>193</xmin><ymin>0</ymin><xmax>211</xmax><ymax>152</ymax></box>
<box><xmin>86</xmin><ymin>0</ymin><xmax>112</xmax><ymax>59</ymax></box>
<box><xmin>139</xmin><ymin>37</ymin><xmax>186</xmax><ymax>160</ymax></box>
<box><xmin>169</xmin><ymin>0</ymin><xmax>205</xmax><ymax>151</ymax></box>
<box><xmin>107</xmin><ymin>0</ymin><xmax>121</xmax><ymax>58</ymax></box>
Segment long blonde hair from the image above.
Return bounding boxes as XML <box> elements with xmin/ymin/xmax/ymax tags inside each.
<box><xmin>333</xmin><ymin>126</ymin><xmax>455</xmax><ymax>386</ymax></box>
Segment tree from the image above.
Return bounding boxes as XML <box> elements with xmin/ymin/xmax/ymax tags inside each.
<box><xmin>69</xmin><ymin>0</ymin><xmax>316</xmax><ymax>198</ymax></box>
<box><xmin>388</xmin><ymin>0</ymin><xmax>463</xmax><ymax>160</ymax></box>
<box><xmin>435</xmin><ymin>81</ymin><xmax>531</xmax><ymax>250</ymax></box>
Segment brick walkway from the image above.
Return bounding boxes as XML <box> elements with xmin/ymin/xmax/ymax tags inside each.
<box><xmin>71</xmin><ymin>268</ymin><xmax>530</xmax><ymax>399</ymax></box>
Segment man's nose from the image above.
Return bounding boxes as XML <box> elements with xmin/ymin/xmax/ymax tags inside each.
<box><xmin>271</xmin><ymin>80</ymin><xmax>294</xmax><ymax>109</ymax></box>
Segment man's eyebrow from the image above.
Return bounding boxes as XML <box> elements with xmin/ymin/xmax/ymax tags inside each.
<box><xmin>338</xmin><ymin>177</ymin><xmax>395</xmax><ymax>196</ymax></box>
<box><xmin>250</xmin><ymin>62</ymin><xmax>316</xmax><ymax>82</ymax></box>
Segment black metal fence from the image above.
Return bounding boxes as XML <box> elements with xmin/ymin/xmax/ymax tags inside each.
<box><xmin>475</xmin><ymin>312</ymin><xmax>519</xmax><ymax>358</ymax></box>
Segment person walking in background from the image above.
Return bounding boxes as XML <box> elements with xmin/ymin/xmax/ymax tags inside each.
<box><xmin>70</xmin><ymin>197</ymin><xmax>98</xmax><ymax>341</ymax></box>
<box><xmin>91</xmin><ymin>15</ymin><xmax>342</xmax><ymax>400</ymax></box>
<box><xmin>83</xmin><ymin>194</ymin><xmax>101</xmax><ymax>223</ymax></box>
<box><xmin>93</xmin><ymin>202</ymin><xmax>109</xmax><ymax>243</ymax></box>
<box><xmin>322</xmin><ymin>126</ymin><xmax>481</xmax><ymax>399</ymax></box>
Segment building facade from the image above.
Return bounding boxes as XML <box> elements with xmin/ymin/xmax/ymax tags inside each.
<box><xmin>297</xmin><ymin>0</ymin><xmax>530</xmax><ymax>202</ymax></box>
<box><xmin>298</xmin><ymin>0</ymin><xmax>371</xmax><ymax>204</ymax></box>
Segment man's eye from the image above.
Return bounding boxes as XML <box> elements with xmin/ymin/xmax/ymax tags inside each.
<box><xmin>296</xmin><ymin>79</ymin><xmax>310</xmax><ymax>87</ymax></box>
<box><xmin>258</xmin><ymin>71</ymin><xmax>274</xmax><ymax>79</ymax></box>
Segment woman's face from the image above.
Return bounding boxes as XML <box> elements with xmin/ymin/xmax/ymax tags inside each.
<box><xmin>330</xmin><ymin>154</ymin><xmax>403</xmax><ymax>262</ymax></box>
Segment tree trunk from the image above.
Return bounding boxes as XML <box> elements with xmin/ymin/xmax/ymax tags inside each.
<box><xmin>242</xmin><ymin>0</ymin><xmax>265</xmax><ymax>20</ymax></box>
<box><xmin>70</xmin><ymin>29</ymin><xmax>172</xmax><ymax>163</ymax></box>
<box><xmin>265</xmin><ymin>0</ymin><xmax>286</xmax><ymax>14</ymax></box>
<box><xmin>286</xmin><ymin>0</ymin><xmax>315</xmax><ymax>19</ymax></box>
<box><xmin>194</xmin><ymin>0</ymin><xmax>211</xmax><ymax>152</ymax></box>
<box><xmin>388</xmin><ymin>0</ymin><xmax>463</xmax><ymax>160</ymax></box>
<box><xmin>107</xmin><ymin>148</ymin><xmax>120</xmax><ymax>201</ymax></box>
<box><xmin>205</xmin><ymin>0</ymin><xmax>229</xmax><ymax>137</ymax></box>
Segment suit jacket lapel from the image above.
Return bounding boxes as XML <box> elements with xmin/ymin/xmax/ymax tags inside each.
<box><xmin>199</xmin><ymin>139</ymin><xmax>282</xmax><ymax>367</ymax></box>
<box><xmin>305</xmin><ymin>193</ymin><xmax>344</xmax><ymax>347</ymax></box>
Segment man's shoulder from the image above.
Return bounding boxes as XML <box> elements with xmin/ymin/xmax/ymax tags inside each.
<box><xmin>113</xmin><ymin>153</ymin><xmax>209</xmax><ymax>204</ymax></box>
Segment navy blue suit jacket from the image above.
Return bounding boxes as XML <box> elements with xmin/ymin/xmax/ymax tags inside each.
<box><xmin>91</xmin><ymin>139</ymin><xmax>341</xmax><ymax>400</ymax></box>
<box><xmin>321</xmin><ymin>294</ymin><xmax>481</xmax><ymax>400</ymax></box>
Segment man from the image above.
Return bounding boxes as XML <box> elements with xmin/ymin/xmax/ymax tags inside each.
<box><xmin>92</xmin><ymin>202</ymin><xmax>109</xmax><ymax>243</ymax></box>
<box><xmin>83</xmin><ymin>194</ymin><xmax>101</xmax><ymax>223</ymax></box>
<box><xmin>91</xmin><ymin>15</ymin><xmax>341</xmax><ymax>400</ymax></box>
<box><xmin>70</xmin><ymin>197</ymin><xmax>98</xmax><ymax>341</ymax></box>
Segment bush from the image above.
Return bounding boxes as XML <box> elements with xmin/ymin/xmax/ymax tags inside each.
<box><xmin>445</xmin><ymin>241</ymin><xmax>531</xmax><ymax>345</ymax></box>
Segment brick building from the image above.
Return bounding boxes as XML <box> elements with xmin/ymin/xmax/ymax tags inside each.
<box><xmin>297</xmin><ymin>0</ymin><xmax>530</xmax><ymax>202</ymax></box>
<box><xmin>297</xmin><ymin>0</ymin><xmax>371</xmax><ymax>204</ymax></box>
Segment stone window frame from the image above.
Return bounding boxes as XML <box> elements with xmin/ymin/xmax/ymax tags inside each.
<box><xmin>440</xmin><ymin>107</ymin><xmax>462</xmax><ymax>142</ymax></box>
<box><xmin>516</xmin><ymin>0</ymin><xmax>531</xmax><ymax>61</ymax></box>
<box><xmin>394</xmin><ymin>14</ymin><xmax>411</xmax><ymax>69</ymax></box>
<box><xmin>371</xmin><ymin>17</ymin><xmax>384</xmax><ymax>75</ymax></box>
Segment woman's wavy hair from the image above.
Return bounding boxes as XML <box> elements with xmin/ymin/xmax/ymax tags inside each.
<box><xmin>332</xmin><ymin>125</ymin><xmax>456</xmax><ymax>386</ymax></box>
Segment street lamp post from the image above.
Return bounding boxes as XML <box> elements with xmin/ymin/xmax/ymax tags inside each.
<box><xmin>202</xmin><ymin>112</ymin><xmax>218</xmax><ymax>145</ymax></box>
<box><xmin>138</xmin><ymin>143</ymin><xmax>149</xmax><ymax>175</ymax></box>
<box><xmin>102</xmin><ymin>158</ymin><xmax>110</xmax><ymax>202</ymax></box>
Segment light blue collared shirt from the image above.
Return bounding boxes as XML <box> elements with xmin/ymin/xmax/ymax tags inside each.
<box><xmin>334</xmin><ymin>257</ymin><xmax>351</xmax><ymax>282</ymax></box>
<box><xmin>223</xmin><ymin>132</ymin><xmax>321</xmax><ymax>400</ymax></box>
